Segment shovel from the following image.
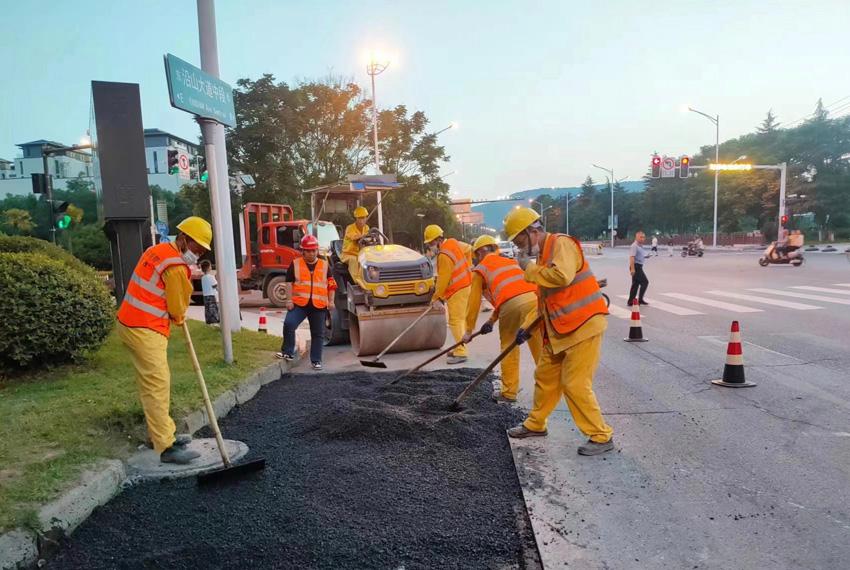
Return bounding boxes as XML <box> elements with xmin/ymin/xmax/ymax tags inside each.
<box><xmin>391</xmin><ymin>327</ymin><xmax>486</xmax><ymax>384</ymax></box>
<box><xmin>450</xmin><ymin>315</ymin><xmax>543</xmax><ymax>411</ymax></box>
<box><xmin>360</xmin><ymin>304</ymin><xmax>436</xmax><ymax>368</ymax></box>
<box><xmin>181</xmin><ymin>322</ymin><xmax>266</xmax><ymax>485</ymax></box>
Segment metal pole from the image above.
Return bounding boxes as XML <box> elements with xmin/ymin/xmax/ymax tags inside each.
<box><xmin>198</xmin><ymin>0</ymin><xmax>238</xmax><ymax>362</ymax></box>
<box><xmin>713</xmin><ymin>115</ymin><xmax>719</xmax><ymax>247</ymax></box>
<box><xmin>565</xmin><ymin>194</ymin><xmax>570</xmax><ymax>235</ymax></box>
<box><xmin>778</xmin><ymin>162</ymin><xmax>787</xmax><ymax>231</ymax></box>
<box><xmin>370</xmin><ymin>71</ymin><xmax>384</xmax><ymax>235</ymax></box>
<box><xmin>610</xmin><ymin>169</ymin><xmax>615</xmax><ymax>248</ymax></box>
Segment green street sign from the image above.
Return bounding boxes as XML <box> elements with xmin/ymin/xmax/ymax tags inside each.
<box><xmin>164</xmin><ymin>53</ymin><xmax>236</xmax><ymax>127</ymax></box>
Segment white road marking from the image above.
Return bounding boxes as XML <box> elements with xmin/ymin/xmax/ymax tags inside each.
<box><xmin>662</xmin><ymin>293</ymin><xmax>763</xmax><ymax>313</ymax></box>
<box><xmin>748</xmin><ymin>288</ymin><xmax>850</xmax><ymax>306</ymax></box>
<box><xmin>698</xmin><ymin>336</ymin><xmax>802</xmax><ymax>364</ymax></box>
<box><xmin>616</xmin><ymin>295</ymin><xmax>704</xmax><ymax>316</ymax></box>
<box><xmin>834</xmin><ymin>283</ymin><xmax>850</xmax><ymax>288</ymax></box>
<box><xmin>792</xmin><ymin>286</ymin><xmax>850</xmax><ymax>296</ymax></box>
<box><xmin>606</xmin><ymin>304</ymin><xmax>632</xmax><ymax>320</ymax></box>
<box><xmin>704</xmin><ymin>290</ymin><xmax>822</xmax><ymax>310</ymax></box>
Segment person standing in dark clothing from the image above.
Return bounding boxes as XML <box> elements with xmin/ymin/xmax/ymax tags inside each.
<box><xmin>627</xmin><ymin>231</ymin><xmax>649</xmax><ymax>306</ymax></box>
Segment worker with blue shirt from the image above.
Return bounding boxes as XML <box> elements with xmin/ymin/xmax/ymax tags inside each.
<box><xmin>627</xmin><ymin>230</ymin><xmax>649</xmax><ymax>306</ymax></box>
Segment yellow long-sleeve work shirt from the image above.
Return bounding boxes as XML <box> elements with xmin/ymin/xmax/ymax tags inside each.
<box><xmin>432</xmin><ymin>241</ymin><xmax>473</xmax><ymax>302</ymax></box>
<box><xmin>521</xmin><ymin>234</ymin><xmax>606</xmax><ymax>354</ymax></box>
<box><xmin>162</xmin><ymin>264</ymin><xmax>194</xmax><ymax>326</ymax></box>
<box><xmin>342</xmin><ymin>223</ymin><xmax>369</xmax><ymax>257</ymax></box>
<box><xmin>465</xmin><ymin>272</ymin><xmax>495</xmax><ymax>332</ymax></box>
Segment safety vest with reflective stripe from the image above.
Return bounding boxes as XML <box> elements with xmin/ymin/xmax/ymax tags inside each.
<box><xmin>538</xmin><ymin>233</ymin><xmax>608</xmax><ymax>335</ymax></box>
<box><xmin>117</xmin><ymin>242</ymin><xmax>190</xmax><ymax>337</ymax></box>
<box><xmin>291</xmin><ymin>257</ymin><xmax>329</xmax><ymax>309</ymax></box>
<box><xmin>439</xmin><ymin>238</ymin><xmax>472</xmax><ymax>299</ymax></box>
<box><xmin>473</xmin><ymin>253</ymin><xmax>536</xmax><ymax>310</ymax></box>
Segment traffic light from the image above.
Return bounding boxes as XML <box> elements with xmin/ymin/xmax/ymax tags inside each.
<box><xmin>54</xmin><ymin>201</ymin><xmax>71</xmax><ymax>230</ymax></box>
<box><xmin>197</xmin><ymin>156</ymin><xmax>208</xmax><ymax>183</ymax></box>
<box><xmin>679</xmin><ymin>156</ymin><xmax>690</xmax><ymax>178</ymax></box>
<box><xmin>781</xmin><ymin>215</ymin><xmax>788</xmax><ymax>226</ymax></box>
<box><xmin>651</xmin><ymin>155</ymin><xmax>662</xmax><ymax>178</ymax></box>
<box><xmin>167</xmin><ymin>149</ymin><xmax>179</xmax><ymax>175</ymax></box>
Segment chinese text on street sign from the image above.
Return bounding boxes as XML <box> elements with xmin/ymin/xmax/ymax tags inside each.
<box><xmin>164</xmin><ymin>53</ymin><xmax>236</xmax><ymax>127</ymax></box>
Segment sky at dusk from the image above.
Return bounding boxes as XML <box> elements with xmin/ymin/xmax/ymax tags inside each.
<box><xmin>2</xmin><ymin>0</ymin><xmax>850</xmax><ymax>199</ymax></box>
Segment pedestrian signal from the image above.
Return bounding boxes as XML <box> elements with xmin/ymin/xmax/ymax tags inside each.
<box><xmin>55</xmin><ymin>201</ymin><xmax>71</xmax><ymax>229</ymax></box>
<box><xmin>651</xmin><ymin>155</ymin><xmax>662</xmax><ymax>178</ymax></box>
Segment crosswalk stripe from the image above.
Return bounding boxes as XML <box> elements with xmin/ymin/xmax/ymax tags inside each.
<box><xmin>792</xmin><ymin>286</ymin><xmax>850</xmax><ymax>296</ymax></box>
<box><xmin>662</xmin><ymin>293</ymin><xmax>763</xmax><ymax>313</ymax></box>
<box><xmin>606</xmin><ymin>304</ymin><xmax>632</xmax><ymax>320</ymax></box>
<box><xmin>748</xmin><ymin>288</ymin><xmax>850</xmax><ymax>306</ymax></box>
<box><xmin>617</xmin><ymin>295</ymin><xmax>704</xmax><ymax>315</ymax></box>
<box><xmin>705</xmin><ymin>290</ymin><xmax>821</xmax><ymax>310</ymax></box>
<box><xmin>834</xmin><ymin>283</ymin><xmax>850</xmax><ymax>287</ymax></box>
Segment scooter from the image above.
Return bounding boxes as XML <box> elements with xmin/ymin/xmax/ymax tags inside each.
<box><xmin>597</xmin><ymin>278</ymin><xmax>610</xmax><ymax>307</ymax></box>
<box><xmin>681</xmin><ymin>242</ymin><xmax>704</xmax><ymax>257</ymax></box>
<box><xmin>759</xmin><ymin>242</ymin><xmax>804</xmax><ymax>267</ymax></box>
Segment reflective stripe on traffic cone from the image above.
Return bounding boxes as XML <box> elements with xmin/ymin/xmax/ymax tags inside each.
<box><xmin>624</xmin><ymin>299</ymin><xmax>648</xmax><ymax>342</ymax></box>
<box><xmin>711</xmin><ymin>320</ymin><xmax>755</xmax><ymax>387</ymax></box>
<box><xmin>258</xmin><ymin>307</ymin><xmax>268</xmax><ymax>334</ymax></box>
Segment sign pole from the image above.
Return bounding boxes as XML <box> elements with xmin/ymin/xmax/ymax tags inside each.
<box><xmin>197</xmin><ymin>0</ymin><xmax>239</xmax><ymax>363</ymax></box>
<box><xmin>778</xmin><ymin>162</ymin><xmax>787</xmax><ymax>233</ymax></box>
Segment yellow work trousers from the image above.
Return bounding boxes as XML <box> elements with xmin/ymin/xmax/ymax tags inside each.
<box><xmin>341</xmin><ymin>254</ymin><xmax>363</xmax><ymax>287</ymax></box>
<box><xmin>446</xmin><ymin>286</ymin><xmax>471</xmax><ymax>357</ymax></box>
<box><xmin>523</xmin><ymin>332</ymin><xmax>613</xmax><ymax>443</ymax></box>
<box><xmin>497</xmin><ymin>292</ymin><xmax>542</xmax><ymax>400</ymax></box>
<box><xmin>118</xmin><ymin>323</ymin><xmax>176</xmax><ymax>453</ymax></box>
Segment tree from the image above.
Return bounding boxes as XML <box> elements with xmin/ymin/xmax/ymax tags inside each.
<box><xmin>756</xmin><ymin>109</ymin><xmax>780</xmax><ymax>134</ymax></box>
<box><xmin>1</xmin><ymin>209</ymin><xmax>36</xmax><ymax>235</ymax></box>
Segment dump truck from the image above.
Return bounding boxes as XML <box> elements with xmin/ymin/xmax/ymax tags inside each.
<box><xmin>304</xmin><ymin>175</ymin><xmax>447</xmax><ymax>356</ymax></box>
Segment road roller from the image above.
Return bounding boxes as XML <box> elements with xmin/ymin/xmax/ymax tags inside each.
<box><xmin>325</xmin><ymin>228</ymin><xmax>447</xmax><ymax>356</ymax></box>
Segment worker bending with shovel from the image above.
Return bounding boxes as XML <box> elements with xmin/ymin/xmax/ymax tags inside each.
<box><xmin>116</xmin><ymin>217</ymin><xmax>213</xmax><ymax>465</ymax></box>
<box><xmin>463</xmin><ymin>235</ymin><xmax>542</xmax><ymax>403</ymax></box>
<box><xmin>424</xmin><ymin>224</ymin><xmax>473</xmax><ymax>365</ymax></box>
<box><xmin>503</xmin><ymin>208</ymin><xmax>614</xmax><ymax>456</ymax></box>
<box><xmin>340</xmin><ymin>206</ymin><xmax>370</xmax><ymax>285</ymax></box>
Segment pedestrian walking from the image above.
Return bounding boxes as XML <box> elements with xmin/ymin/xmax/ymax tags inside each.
<box><xmin>278</xmin><ymin>235</ymin><xmax>337</xmax><ymax>370</ymax></box>
<box><xmin>424</xmin><ymin>224</ymin><xmax>473</xmax><ymax>365</ymax></box>
<box><xmin>200</xmin><ymin>260</ymin><xmax>219</xmax><ymax>325</ymax></box>
<box><xmin>501</xmin><ymin>207</ymin><xmax>614</xmax><ymax>456</ymax></box>
<box><xmin>116</xmin><ymin>216</ymin><xmax>213</xmax><ymax>465</ymax></box>
<box><xmin>668</xmin><ymin>240</ymin><xmax>674</xmax><ymax>257</ymax></box>
<box><xmin>627</xmin><ymin>231</ymin><xmax>649</xmax><ymax>306</ymax></box>
<box><xmin>651</xmin><ymin>235</ymin><xmax>658</xmax><ymax>256</ymax></box>
<box><xmin>463</xmin><ymin>235</ymin><xmax>542</xmax><ymax>403</ymax></box>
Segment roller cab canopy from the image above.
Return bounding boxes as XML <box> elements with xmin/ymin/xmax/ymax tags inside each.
<box><xmin>303</xmin><ymin>174</ymin><xmax>402</xmax><ymax>228</ymax></box>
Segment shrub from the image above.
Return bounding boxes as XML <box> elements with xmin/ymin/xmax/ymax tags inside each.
<box><xmin>0</xmin><ymin>250</ymin><xmax>114</xmax><ymax>373</ymax></box>
<box><xmin>0</xmin><ymin>234</ymin><xmax>98</xmax><ymax>277</ymax></box>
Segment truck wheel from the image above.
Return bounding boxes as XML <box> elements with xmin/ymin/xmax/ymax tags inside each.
<box><xmin>324</xmin><ymin>306</ymin><xmax>350</xmax><ymax>346</ymax></box>
<box><xmin>266</xmin><ymin>276</ymin><xmax>289</xmax><ymax>307</ymax></box>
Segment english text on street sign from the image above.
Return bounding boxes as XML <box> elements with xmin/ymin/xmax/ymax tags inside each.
<box><xmin>661</xmin><ymin>156</ymin><xmax>676</xmax><ymax>178</ymax></box>
<box><xmin>164</xmin><ymin>53</ymin><xmax>236</xmax><ymax>127</ymax></box>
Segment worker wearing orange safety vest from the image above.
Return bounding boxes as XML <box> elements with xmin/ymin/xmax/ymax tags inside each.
<box><xmin>463</xmin><ymin>235</ymin><xmax>542</xmax><ymax>403</ymax></box>
<box><xmin>424</xmin><ymin>224</ymin><xmax>473</xmax><ymax>365</ymax></box>
<box><xmin>279</xmin><ymin>234</ymin><xmax>337</xmax><ymax>371</ymax></box>
<box><xmin>503</xmin><ymin>207</ymin><xmax>614</xmax><ymax>456</ymax></box>
<box><xmin>116</xmin><ymin>216</ymin><xmax>213</xmax><ymax>465</ymax></box>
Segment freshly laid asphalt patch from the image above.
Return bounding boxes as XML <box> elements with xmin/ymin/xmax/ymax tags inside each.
<box><xmin>50</xmin><ymin>368</ymin><xmax>539</xmax><ymax>569</ymax></box>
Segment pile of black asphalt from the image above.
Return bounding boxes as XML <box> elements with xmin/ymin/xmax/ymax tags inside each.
<box><xmin>49</xmin><ymin>368</ymin><xmax>540</xmax><ymax>569</ymax></box>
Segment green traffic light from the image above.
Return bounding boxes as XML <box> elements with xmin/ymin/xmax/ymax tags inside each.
<box><xmin>56</xmin><ymin>214</ymin><xmax>72</xmax><ymax>229</ymax></box>
<box><xmin>169</xmin><ymin>167</ymin><xmax>179</xmax><ymax>175</ymax></box>
<box><xmin>200</xmin><ymin>171</ymin><xmax>209</xmax><ymax>183</ymax></box>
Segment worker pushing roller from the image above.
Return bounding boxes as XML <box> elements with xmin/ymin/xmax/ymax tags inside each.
<box><xmin>116</xmin><ymin>216</ymin><xmax>213</xmax><ymax>465</ymax></box>
<box><xmin>463</xmin><ymin>235</ymin><xmax>542</xmax><ymax>403</ymax></box>
<box><xmin>502</xmin><ymin>207</ymin><xmax>615</xmax><ymax>456</ymax></box>
<box><xmin>424</xmin><ymin>224</ymin><xmax>473</xmax><ymax>365</ymax></box>
<box><xmin>340</xmin><ymin>206</ymin><xmax>370</xmax><ymax>286</ymax></box>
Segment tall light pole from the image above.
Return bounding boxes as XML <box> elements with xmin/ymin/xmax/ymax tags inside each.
<box><xmin>688</xmin><ymin>106</ymin><xmax>720</xmax><ymax>247</ymax></box>
<box><xmin>367</xmin><ymin>53</ymin><xmax>389</xmax><ymax>234</ymax></box>
<box><xmin>592</xmin><ymin>164</ymin><xmax>615</xmax><ymax>247</ymax></box>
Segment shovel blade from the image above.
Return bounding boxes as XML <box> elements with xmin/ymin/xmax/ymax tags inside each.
<box><xmin>197</xmin><ymin>458</ymin><xmax>266</xmax><ymax>486</ymax></box>
<box><xmin>360</xmin><ymin>359</ymin><xmax>388</xmax><ymax>368</ymax></box>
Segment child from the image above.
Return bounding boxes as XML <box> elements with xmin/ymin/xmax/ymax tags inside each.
<box><xmin>200</xmin><ymin>260</ymin><xmax>220</xmax><ymax>325</ymax></box>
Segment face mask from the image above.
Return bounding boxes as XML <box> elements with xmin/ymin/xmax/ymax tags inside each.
<box><xmin>182</xmin><ymin>250</ymin><xmax>199</xmax><ymax>266</ymax></box>
<box><xmin>524</xmin><ymin>231</ymin><xmax>539</xmax><ymax>257</ymax></box>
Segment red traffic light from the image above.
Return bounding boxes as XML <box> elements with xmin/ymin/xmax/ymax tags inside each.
<box><xmin>652</xmin><ymin>156</ymin><xmax>661</xmax><ymax>166</ymax></box>
<box><xmin>781</xmin><ymin>215</ymin><xmax>788</xmax><ymax>225</ymax></box>
<box><xmin>650</xmin><ymin>155</ymin><xmax>662</xmax><ymax>178</ymax></box>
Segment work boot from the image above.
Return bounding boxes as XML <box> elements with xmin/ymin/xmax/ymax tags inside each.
<box><xmin>491</xmin><ymin>392</ymin><xmax>517</xmax><ymax>404</ymax></box>
<box><xmin>145</xmin><ymin>434</ymin><xmax>191</xmax><ymax>450</ymax></box>
<box><xmin>577</xmin><ymin>438</ymin><xmax>615</xmax><ymax>456</ymax></box>
<box><xmin>507</xmin><ymin>424</ymin><xmax>548</xmax><ymax>439</ymax></box>
<box><xmin>160</xmin><ymin>445</ymin><xmax>201</xmax><ymax>465</ymax></box>
<box><xmin>446</xmin><ymin>355</ymin><xmax>467</xmax><ymax>365</ymax></box>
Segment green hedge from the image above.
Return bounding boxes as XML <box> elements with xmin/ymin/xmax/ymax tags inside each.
<box><xmin>0</xmin><ymin>240</ymin><xmax>114</xmax><ymax>373</ymax></box>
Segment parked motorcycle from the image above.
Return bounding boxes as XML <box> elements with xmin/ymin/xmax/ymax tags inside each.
<box><xmin>681</xmin><ymin>242</ymin><xmax>705</xmax><ymax>257</ymax></box>
<box><xmin>759</xmin><ymin>242</ymin><xmax>804</xmax><ymax>267</ymax></box>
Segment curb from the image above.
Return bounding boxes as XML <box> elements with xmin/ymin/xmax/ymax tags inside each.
<box><xmin>0</xmin><ymin>340</ymin><xmax>307</xmax><ymax>570</ymax></box>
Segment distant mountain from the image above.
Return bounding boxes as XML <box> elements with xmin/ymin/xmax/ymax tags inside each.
<box><xmin>472</xmin><ymin>181</ymin><xmax>645</xmax><ymax>229</ymax></box>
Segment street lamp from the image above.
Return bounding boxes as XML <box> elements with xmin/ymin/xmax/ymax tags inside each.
<box><xmin>687</xmin><ymin>105</ymin><xmax>720</xmax><ymax>247</ymax></box>
<box><xmin>592</xmin><ymin>163</ymin><xmax>616</xmax><ymax>247</ymax></box>
<box><xmin>367</xmin><ymin>52</ymin><xmax>390</xmax><ymax>234</ymax></box>
<box><xmin>564</xmin><ymin>193</ymin><xmax>580</xmax><ymax>235</ymax></box>
<box><xmin>432</xmin><ymin>122</ymin><xmax>458</xmax><ymax>137</ymax></box>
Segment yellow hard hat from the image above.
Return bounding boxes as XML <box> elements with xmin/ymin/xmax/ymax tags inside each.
<box><xmin>472</xmin><ymin>234</ymin><xmax>498</xmax><ymax>252</ymax></box>
<box><xmin>176</xmin><ymin>216</ymin><xmax>213</xmax><ymax>250</ymax></box>
<box><xmin>423</xmin><ymin>224</ymin><xmax>444</xmax><ymax>244</ymax></box>
<box><xmin>503</xmin><ymin>207</ymin><xmax>540</xmax><ymax>241</ymax></box>
<box><xmin>353</xmin><ymin>206</ymin><xmax>368</xmax><ymax>218</ymax></box>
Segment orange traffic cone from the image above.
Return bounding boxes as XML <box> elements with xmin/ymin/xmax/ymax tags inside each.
<box><xmin>258</xmin><ymin>307</ymin><xmax>268</xmax><ymax>334</ymax></box>
<box><xmin>711</xmin><ymin>321</ymin><xmax>755</xmax><ymax>388</ymax></box>
<box><xmin>624</xmin><ymin>299</ymin><xmax>648</xmax><ymax>342</ymax></box>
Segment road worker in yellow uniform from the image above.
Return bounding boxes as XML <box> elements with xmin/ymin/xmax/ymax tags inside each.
<box><xmin>463</xmin><ymin>235</ymin><xmax>542</xmax><ymax>403</ymax></box>
<box><xmin>341</xmin><ymin>206</ymin><xmax>370</xmax><ymax>285</ymax></box>
<box><xmin>503</xmin><ymin>207</ymin><xmax>614</xmax><ymax>456</ymax></box>
<box><xmin>116</xmin><ymin>217</ymin><xmax>213</xmax><ymax>465</ymax></box>
<box><xmin>424</xmin><ymin>224</ymin><xmax>473</xmax><ymax>365</ymax></box>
